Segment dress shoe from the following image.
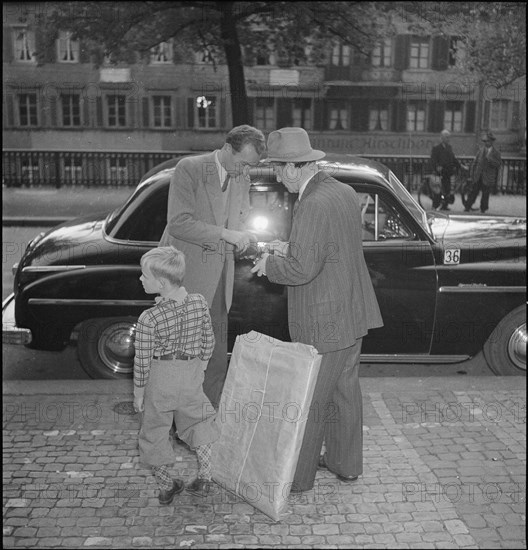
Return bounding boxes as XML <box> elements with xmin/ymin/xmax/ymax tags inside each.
<box><xmin>185</xmin><ymin>477</ymin><xmax>218</xmax><ymax>497</ymax></box>
<box><xmin>318</xmin><ymin>454</ymin><xmax>359</xmax><ymax>483</ymax></box>
<box><xmin>158</xmin><ymin>479</ymin><xmax>184</xmax><ymax>505</ymax></box>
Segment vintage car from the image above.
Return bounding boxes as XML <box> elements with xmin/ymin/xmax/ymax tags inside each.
<box><xmin>3</xmin><ymin>154</ymin><xmax>526</xmax><ymax>377</ymax></box>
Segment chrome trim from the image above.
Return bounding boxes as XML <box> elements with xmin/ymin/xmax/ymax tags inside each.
<box><xmin>12</xmin><ymin>263</ymin><xmax>19</xmax><ymax>276</ymax></box>
<box><xmin>439</xmin><ymin>286</ymin><xmax>526</xmax><ymax>293</ymax></box>
<box><xmin>360</xmin><ymin>354</ymin><xmax>470</xmax><ymax>363</ymax></box>
<box><xmin>2</xmin><ymin>293</ymin><xmax>32</xmax><ymax>345</ymax></box>
<box><xmin>22</xmin><ymin>265</ymin><xmax>87</xmax><ymax>273</ymax></box>
<box><xmin>103</xmin><ymin>233</ymin><xmax>158</xmax><ymax>247</ymax></box>
<box><xmin>27</xmin><ymin>298</ymin><xmax>154</xmax><ymax>306</ymax></box>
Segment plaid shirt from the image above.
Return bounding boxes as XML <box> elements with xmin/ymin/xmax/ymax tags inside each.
<box><xmin>133</xmin><ymin>291</ymin><xmax>215</xmax><ymax>389</ymax></box>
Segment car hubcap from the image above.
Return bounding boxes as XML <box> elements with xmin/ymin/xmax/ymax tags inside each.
<box><xmin>97</xmin><ymin>322</ymin><xmax>136</xmax><ymax>375</ymax></box>
<box><xmin>508</xmin><ymin>322</ymin><xmax>527</xmax><ymax>371</ymax></box>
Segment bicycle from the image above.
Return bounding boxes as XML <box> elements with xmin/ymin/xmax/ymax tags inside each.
<box><xmin>417</xmin><ymin>168</ymin><xmax>472</xmax><ymax>211</ymax></box>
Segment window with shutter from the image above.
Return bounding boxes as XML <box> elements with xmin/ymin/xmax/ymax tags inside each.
<box><xmin>61</xmin><ymin>94</ymin><xmax>82</xmax><ymax>126</ymax></box>
<box><xmin>431</xmin><ymin>36</ymin><xmax>448</xmax><ymax>71</ymax></box>
<box><xmin>106</xmin><ymin>94</ymin><xmax>127</xmax><ymax>127</ymax></box>
<box><xmin>369</xmin><ymin>102</ymin><xmax>390</xmax><ymax>131</ymax></box>
<box><xmin>464</xmin><ymin>101</ymin><xmax>476</xmax><ymax>133</ymax></box>
<box><xmin>394</xmin><ymin>35</ymin><xmax>410</xmax><ymax>70</ymax></box>
<box><xmin>292</xmin><ymin>99</ymin><xmax>312</xmax><ymax>130</ymax></box>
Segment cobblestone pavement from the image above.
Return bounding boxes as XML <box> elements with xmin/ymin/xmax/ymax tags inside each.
<box><xmin>3</xmin><ymin>377</ymin><xmax>526</xmax><ymax>549</ymax></box>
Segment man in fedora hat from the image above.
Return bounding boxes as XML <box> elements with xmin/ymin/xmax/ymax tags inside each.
<box><xmin>464</xmin><ymin>131</ymin><xmax>502</xmax><ymax>213</ymax></box>
<box><xmin>252</xmin><ymin>127</ymin><xmax>383</xmax><ymax>492</ymax></box>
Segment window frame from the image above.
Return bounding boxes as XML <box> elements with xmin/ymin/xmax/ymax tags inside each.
<box><xmin>13</xmin><ymin>27</ymin><xmax>36</xmax><ymax>63</ymax></box>
<box><xmin>406</xmin><ymin>101</ymin><xmax>426</xmax><ymax>132</ymax></box>
<box><xmin>57</xmin><ymin>30</ymin><xmax>80</xmax><ymax>63</ymax></box>
<box><xmin>152</xmin><ymin>95</ymin><xmax>173</xmax><ymax>128</ymax></box>
<box><xmin>17</xmin><ymin>92</ymin><xmax>39</xmax><ymax>127</ymax></box>
<box><xmin>368</xmin><ymin>102</ymin><xmax>390</xmax><ymax>131</ymax></box>
<box><xmin>105</xmin><ymin>94</ymin><xmax>128</xmax><ymax>128</ymax></box>
<box><xmin>292</xmin><ymin>98</ymin><xmax>313</xmax><ymax>131</ymax></box>
<box><xmin>443</xmin><ymin>101</ymin><xmax>464</xmax><ymax>132</ymax></box>
<box><xmin>255</xmin><ymin>98</ymin><xmax>275</xmax><ymax>131</ymax></box>
<box><xmin>150</xmin><ymin>40</ymin><xmax>174</xmax><ymax>64</ymax></box>
<box><xmin>60</xmin><ymin>93</ymin><xmax>82</xmax><ymax>127</ymax></box>
<box><xmin>409</xmin><ymin>37</ymin><xmax>430</xmax><ymax>69</ymax></box>
<box><xmin>371</xmin><ymin>38</ymin><xmax>392</xmax><ymax>68</ymax></box>
<box><xmin>194</xmin><ymin>94</ymin><xmax>219</xmax><ymax>129</ymax></box>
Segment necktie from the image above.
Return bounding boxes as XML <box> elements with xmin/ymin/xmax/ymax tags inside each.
<box><xmin>222</xmin><ymin>174</ymin><xmax>230</xmax><ymax>192</ymax></box>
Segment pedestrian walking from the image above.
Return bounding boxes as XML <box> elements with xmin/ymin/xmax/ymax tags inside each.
<box><xmin>133</xmin><ymin>246</ymin><xmax>219</xmax><ymax>503</ymax></box>
<box><xmin>159</xmin><ymin>125</ymin><xmax>266</xmax><ymax>409</ymax></box>
<box><xmin>464</xmin><ymin>131</ymin><xmax>502</xmax><ymax>213</ymax></box>
<box><xmin>251</xmin><ymin>127</ymin><xmax>383</xmax><ymax>492</ymax></box>
<box><xmin>429</xmin><ymin>129</ymin><xmax>464</xmax><ymax>210</ymax></box>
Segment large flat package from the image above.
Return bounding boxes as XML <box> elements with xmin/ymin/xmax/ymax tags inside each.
<box><xmin>211</xmin><ymin>331</ymin><xmax>322</xmax><ymax>521</ymax></box>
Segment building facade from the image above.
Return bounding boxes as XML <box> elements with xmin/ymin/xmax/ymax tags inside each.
<box><xmin>3</xmin><ymin>2</ymin><xmax>525</xmax><ymax>188</ymax></box>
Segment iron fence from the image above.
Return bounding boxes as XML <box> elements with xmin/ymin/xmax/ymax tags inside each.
<box><xmin>2</xmin><ymin>149</ymin><xmax>526</xmax><ymax>194</ymax></box>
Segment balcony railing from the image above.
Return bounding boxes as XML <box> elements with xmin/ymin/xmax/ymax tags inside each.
<box><xmin>2</xmin><ymin>149</ymin><xmax>526</xmax><ymax>195</ymax></box>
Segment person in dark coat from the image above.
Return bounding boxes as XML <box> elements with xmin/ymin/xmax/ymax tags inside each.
<box><xmin>464</xmin><ymin>131</ymin><xmax>502</xmax><ymax>213</ymax></box>
<box><xmin>252</xmin><ymin>127</ymin><xmax>383</xmax><ymax>492</ymax></box>
<box><xmin>429</xmin><ymin>129</ymin><xmax>463</xmax><ymax>210</ymax></box>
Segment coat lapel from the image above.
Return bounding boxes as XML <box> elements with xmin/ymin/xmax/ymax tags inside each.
<box><xmin>200</xmin><ymin>151</ymin><xmax>225</xmax><ymax>226</ymax></box>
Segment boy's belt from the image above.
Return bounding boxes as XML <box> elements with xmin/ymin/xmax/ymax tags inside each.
<box><xmin>153</xmin><ymin>352</ymin><xmax>196</xmax><ymax>361</ymax></box>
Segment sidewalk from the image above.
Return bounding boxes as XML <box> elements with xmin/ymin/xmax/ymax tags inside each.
<box><xmin>3</xmin><ymin>377</ymin><xmax>526</xmax><ymax>549</ymax></box>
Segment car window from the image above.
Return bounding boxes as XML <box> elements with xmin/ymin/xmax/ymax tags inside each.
<box><xmin>110</xmin><ymin>185</ymin><xmax>169</xmax><ymax>242</ymax></box>
<box><xmin>356</xmin><ymin>192</ymin><xmax>412</xmax><ymax>241</ymax></box>
<box><xmin>247</xmin><ymin>187</ymin><xmax>293</xmax><ymax>241</ymax></box>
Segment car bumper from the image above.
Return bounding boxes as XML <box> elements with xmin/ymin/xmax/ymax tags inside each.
<box><xmin>2</xmin><ymin>294</ymin><xmax>32</xmax><ymax>345</ymax></box>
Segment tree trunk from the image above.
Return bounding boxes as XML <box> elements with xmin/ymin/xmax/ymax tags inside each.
<box><xmin>219</xmin><ymin>1</ymin><xmax>250</xmax><ymax>126</ymax></box>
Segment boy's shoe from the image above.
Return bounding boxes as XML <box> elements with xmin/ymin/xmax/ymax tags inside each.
<box><xmin>185</xmin><ymin>477</ymin><xmax>217</xmax><ymax>497</ymax></box>
<box><xmin>158</xmin><ymin>479</ymin><xmax>184</xmax><ymax>505</ymax></box>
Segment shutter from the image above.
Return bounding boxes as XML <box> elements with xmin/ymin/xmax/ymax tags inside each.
<box><xmin>277</xmin><ymin>99</ymin><xmax>292</xmax><ymax>127</ymax></box>
<box><xmin>246</xmin><ymin>97</ymin><xmax>254</xmax><ymax>126</ymax></box>
<box><xmin>187</xmin><ymin>97</ymin><xmax>195</xmax><ymax>128</ymax></box>
<box><xmin>5</xmin><ymin>94</ymin><xmax>15</xmax><ymax>126</ymax></box>
<box><xmin>83</xmin><ymin>98</ymin><xmax>90</xmax><ymax>127</ymax></box>
<box><xmin>219</xmin><ymin>97</ymin><xmax>227</xmax><ymax>128</ymax></box>
<box><xmin>350</xmin><ymin>99</ymin><xmax>369</xmax><ymax>131</ymax></box>
<box><xmin>431</xmin><ymin>36</ymin><xmax>449</xmax><ymax>71</ymax></box>
<box><xmin>428</xmin><ymin>100</ymin><xmax>444</xmax><ymax>132</ymax></box>
<box><xmin>482</xmin><ymin>100</ymin><xmax>490</xmax><ymax>128</ymax></box>
<box><xmin>392</xmin><ymin>100</ymin><xmax>407</xmax><ymax>132</ymax></box>
<box><xmin>464</xmin><ymin>101</ymin><xmax>476</xmax><ymax>133</ymax></box>
<box><xmin>142</xmin><ymin>97</ymin><xmax>150</xmax><ymax>127</ymax></box>
<box><xmin>49</xmin><ymin>97</ymin><xmax>57</xmax><ymax>126</ymax></box>
<box><xmin>79</xmin><ymin>41</ymin><xmax>90</xmax><ymax>64</ymax></box>
<box><xmin>96</xmin><ymin>96</ymin><xmax>103</xmax><ymax>126</ymax></box>
<box><xmin>313</xmin><ymin>99</ymin><xmax>326</xmax><ymax>130</ymax></box>
<box><xmin>511</xmin><ymin>101</ymin><xmax>520</xmax><ymax>129</ymax></box>
<box><xmin>3</xmin><ymin>27</ymin><xmax>13</xmax><ymax>62</ymax></box>
<box><xmin>394</xmin><ymin>35</ymin><xmax>409</xmax><ymax>70</ymax></box>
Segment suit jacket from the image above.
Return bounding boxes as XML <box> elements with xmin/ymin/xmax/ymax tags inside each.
<box><xmin>473</xmin><ymin>145</ymin><xmax>502</xmax><ymax>188</ymax></box>
<box><xmin>266</xmin><ymin>172</ymin><xmax>383</xmax><ymax>354</ymax></box>
<box><xmin>430</xmin><ymin>142</ymin><xmax>460</xmax><ymax>177</ymax></box>
<box><xmin>159</xmin><ymin>151</ymin><xmax>251</xmax><ymax>310</ymax></box>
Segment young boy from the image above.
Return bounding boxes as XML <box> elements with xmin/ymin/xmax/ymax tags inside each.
<box><xmin>133</xmin><ymin>246</ymin><xmax>219</xmax><ymax>504</ymax></box>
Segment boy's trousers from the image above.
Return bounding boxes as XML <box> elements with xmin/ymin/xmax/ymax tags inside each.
<box><xmin>138</xmin><ymin>358</ymin><xmax>218</xmax><ymax>467</ymax></box>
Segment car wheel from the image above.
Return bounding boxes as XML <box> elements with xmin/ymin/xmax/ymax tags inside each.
<box><xmin>483</xmin><ymin>306</ymin><xmax>526</xmax><ymax>376</ymax></box>
<box><xmin>77</xmin><ymin>318</ymin><xmax>137</xmax><ymax>379</ymax></box>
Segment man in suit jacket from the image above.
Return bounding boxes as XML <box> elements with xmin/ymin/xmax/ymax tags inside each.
<box><xmin>252</xmin><ymin>127</ymin><xmax>383</xmax><ymax>492</ymax></box>
<box><xmin>429</xmin><ymin>129</ymin><xmax>463</xmax><ymax>211</ymax></box>
<box><xmin>160</xmin><ymin>125</ymin><xmax>266</xmax><ymax>408</ymax></box>
<box><xmin>464</xmin><ymin>131</ymin><xmax>502</xmax><ymax>213</ymax></box>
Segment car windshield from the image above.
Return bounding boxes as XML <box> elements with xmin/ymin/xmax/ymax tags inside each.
<box><xmin>388</xmin><ymin>171</ymin><xmax>430</xmax><ymax>234</ymax></box>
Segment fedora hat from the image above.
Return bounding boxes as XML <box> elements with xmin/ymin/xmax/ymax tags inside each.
<box><xmin>482</xmin><ymin>131</ymin><xmax>496</xmax><ymax>142</ymax></box>
<box><xmin>264</xmin><ymin>127</ymin><xmax>326</xmax><ymax>163</ymax></box>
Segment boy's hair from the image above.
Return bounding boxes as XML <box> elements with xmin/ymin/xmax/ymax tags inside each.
<box><xmin>226</xmin><ymin>125</ymin><xmax>266</xmax><ymax>156</ymax></box>
<box><xmin>141</xmin><ymin>246</ymin><xmax>185</xmax><ymax>286</ymax></box>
